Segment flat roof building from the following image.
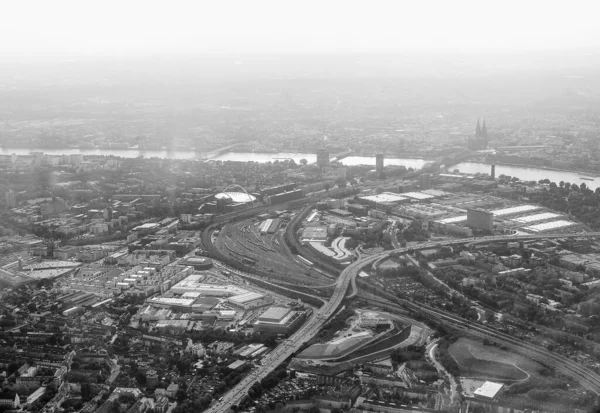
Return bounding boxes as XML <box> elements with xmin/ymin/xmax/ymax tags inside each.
<box><xmin>473</xmin><ymin>381</ymin><xmax>503</xmax><ymax>400</ymax></box>
<box><xmin>401</xmin><ymin>191</ymin><xmax>435</xmax><ymax>200</ymax></box>
<box><xmin>512</xmin><ymin>212</ymin><xmax>561</xmax><ymax>224</ymax></box>
<box><xmin>436</xmin><ymin>215</ymin><xmax>467</xmax><ymax>224</ymax></box>
<box><xmin>359</xmin><ymin>193</ymin><xmax>408</xmax><ymax>205</ymax></box>
<box><xmin>490</xmin><ymin>204</ymin><xmax>540</xmax><ymax>217</ymax></box>
<box><xmin>522</xmin><ymin>219</ymin><xmax>580</xmax><ymax>234</ymax></box>
<box><xmin>254</xmin><ymin>306</ymin><xmax>306</xmax><ymax>335</ymax></box>
<box><xmin>258</xmin><ymin>306</ymin><xmax>291</xmax><ymax>323</ymax></box>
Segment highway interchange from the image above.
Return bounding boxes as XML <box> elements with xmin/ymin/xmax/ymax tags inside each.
<box><xmin>205</xmin><ymin>221</ymin><xmax>600</xmax><ymax>412</ymax></box>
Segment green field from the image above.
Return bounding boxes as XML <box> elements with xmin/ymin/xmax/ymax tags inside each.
<box><xmin>448</xmin><ymin>338</ymin><xmax>542</xmax><ymax>382</ymax></box>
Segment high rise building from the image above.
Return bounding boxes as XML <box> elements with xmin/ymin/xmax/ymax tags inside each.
<box><xmin>467</xmin><ymin>208</ymin><xmax>494</xmax><ymax>232</ymax></box>
<box><xmin>146</xmin><ymin>369</ymin><xmax>159</xmax><ymax>389</ymax></box>
<box><xmin>5</xmin><ymin>191</ymin><xmax>17</xmax><ymax>208</ymax></box>
<box><xmin>491</xmin><ymin>164</ymin><xmax>496</xmax><ymax>180</ymax></box>
<box><xmin>316</xmin><ymin>148</ymin><xmax>330</xmax><ymax>168</ymax></box>
<box><xmin>419</xmin><ymin>173</ymin><xmax>432</xmax><ymax>190</ymax></box>
<box><xmin>103</xmin><ymin>207</ymin><xmax>113</xmax><ymax>222</ymax></box>
<box><xmin>375</xmin><ymin>154</ymin><xmax>384</xmax><ymax>174</ymax></box>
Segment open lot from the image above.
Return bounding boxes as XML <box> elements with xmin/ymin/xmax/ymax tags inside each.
<box><xmin>449</xmin><ymin>337</ymin><xmax>541</xmax><ymax>382</ymax></box>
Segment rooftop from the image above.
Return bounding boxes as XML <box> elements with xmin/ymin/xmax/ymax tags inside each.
<box><xmin>259</xmin><ymin>306</ymin><xmax>291</xmax><ymax>322</ymax></box>
<box><xmin>215</xmin><ymin>192</ymin><xmax>256</xmax><ymax>204</ymax></box>
<box><xmin>401</xmin><ymin>191</ymin><xmax>435</xmax><ymax>200</ymax></box>
<box><xmin>474</xmin><ymin>381</ymin><xmax>503</xmax><ymax>399</ymax></box>
<box><xmin>490</xmin><ymin>204</ymin><xmax>541</xmax><ymax>217</ymax></box>
<box><xmin>360</xmin><ymin>192</ymin><xmax>408</xmax><ymax>204</ymax></box>
<box><xmin>512</xmin><ymin>212</ymin><xmax>561</xmax><ymax>224</ymax></box>
<box><xmin>436</xmin><ymin>215</ymin><xmax>467</xmax><ymax>224</ymax></box>
<box><xmin>523</xmin><ymin>219</ymin><xmax>578</xmax><ymax>233</ymax></box>
<box><xmin>228</xmin><ymin>291</ymin><xmax>265</xmax><ymax>304</ymax></box>
<box><xmin>148</xmin><ymin>297</ymin><xmax>196</xmax><ymax>307</ymax></box>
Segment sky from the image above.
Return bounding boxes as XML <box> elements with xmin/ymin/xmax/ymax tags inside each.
<box><xmin>1</xmin><ymin>0</ymin><xmax>599</xmax><ymax>56</ymax></box>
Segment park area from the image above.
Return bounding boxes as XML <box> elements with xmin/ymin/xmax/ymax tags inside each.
<box><xmin>448</xmin><ymin>338</ymin><xmax>540</xmax><ymax>382</ymax></box>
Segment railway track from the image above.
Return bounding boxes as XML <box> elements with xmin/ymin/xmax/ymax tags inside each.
<box><xmin>203</xmin><ymin>200</ymin><xmax>600</xmax><ymax>404</ymax></box>
<box><xmin>361</xmin><ymin>292</ymin><xmax>600</xmax><ymax>395</ymax></box>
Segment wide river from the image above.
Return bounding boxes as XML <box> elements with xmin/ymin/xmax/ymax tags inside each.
<box><xmin>453</xmin><ymin>162</ymin><xmax>600</xmax><ymax>191</ymax></box>
<box><xmin>2</xmin><ymin>148</ymin><xmax>597</xmax><ymax>191</ymax></box>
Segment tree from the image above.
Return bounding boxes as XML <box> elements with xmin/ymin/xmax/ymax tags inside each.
<box><xmin>559</xmin><ymin>181</ymin><xmax>565</xmax><ymax>188</ymax></box>
<box><xmin>299</xmin><ymin>159</ymin><xmax>308</xmax><ymax>166</ymax></box>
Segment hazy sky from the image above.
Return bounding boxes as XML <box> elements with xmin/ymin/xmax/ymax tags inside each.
<box><xmin>1</xmin><ymin>0</ymin><xmax>599</xmax><ymax>56</ymax></box>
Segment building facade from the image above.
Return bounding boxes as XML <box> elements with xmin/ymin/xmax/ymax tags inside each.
<box><xmin>466</xmin><ymin>208</ymin><xmax>494</xmax><ymax>232</ymax></box>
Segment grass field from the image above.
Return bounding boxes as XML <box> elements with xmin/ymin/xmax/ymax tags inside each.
<box><xmin>448</xmin><ymin>338</ymin><xmax>542</xmax><ymax>382</ymax></box>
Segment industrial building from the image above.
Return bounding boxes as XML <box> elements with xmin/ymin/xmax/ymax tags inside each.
<box><xmin>259</xmin><ymin>218</ymin><xmax>281</xmax><ymax>234</ymax></box>
<box><xmin>489</xmin><ymin>204</ymin><xmax>541</xmax><ymax>217</ymax></box>
<box><xmin>358</xmin><ymin>192</ymin><xmax>409</xmax><ymax>208</ymax></box>
<box><xmin>522</xmin><ymin>220</ymin><xmax>581</xmax><ymax>234</ymax></box>
<box><xmin>253</xmin><ymin>306</ymin><xmax>307</xmax><ymax>335</ymax></box>
<box><xmin>260</xmin><ymin>183</ymin><xmax>296</xmax><ymax>199</ymax></box>
<box><xmin>266</xmin><ymin>189</ymin><xmax>305</xmax><ymax>205</ymax></box>
<box><xmin>301</xmin><ymin>226</ymin><xmax>329</xmax><ymax>242</ymax></box>
<box><xmin>511</xmin><ymin>212</ymin><xmax>561</xmax><ymax>224</ymax></box>
<box><xmin>473</xmin><ymin>381</ymin><xmax>504</xmax><ymax>401</ymax></box>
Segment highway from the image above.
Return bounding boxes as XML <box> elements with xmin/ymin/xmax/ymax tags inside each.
<box><xmin>206</xmin><ymin>228</ymin><xmax>600</xmax><ymax>412</ymax></box>
<box><xmin>206</xmin><ymin>249</ymin><xmax>383</xmax><ymax>412</ymax></box>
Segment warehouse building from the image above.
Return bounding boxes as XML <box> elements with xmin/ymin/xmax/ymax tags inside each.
<box><xmin>521</xmin><ymin>220</ymin><xmax>581</xmax><ymax>234</ymax></box>
<box><xmin>473</xmin><ymin>381</ymin><xmax>503</xmax><ymax>401</ymax></box>
<box><xmin>253</xmin><ymin>306</ymin><xmax>307</xmax><ymax>335</ymax></box>
<box><xmin>266</xmin><ymin>189</ymin><xmax>305</xmax><ymax>205</ymax></box>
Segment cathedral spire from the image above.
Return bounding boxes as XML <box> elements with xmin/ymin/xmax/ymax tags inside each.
<box><xmin>475</xmin><ymin>119</ymin><xmax>481</xmax><ymax>137</ymax></box>
<box><xmin>482</xmin><ymin>119</ymin><xmax>488</xmax><ymax>140</ymax></box>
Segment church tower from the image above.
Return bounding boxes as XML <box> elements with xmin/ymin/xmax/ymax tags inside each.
<box><xmin>475</xmin><ymin>119</ymin><xmax>481</xmax><ymax>138</ymax></box>
<box><xmin>481</xmin><ymin>119</ymin><xmax>488</xmax><ymax>141</ymax></box>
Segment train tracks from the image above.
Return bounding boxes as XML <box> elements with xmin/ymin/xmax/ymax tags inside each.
<box><xmin>202</xmin><ymin>202</ymin><xmax>600</xmax><ymax>405</ymax></box>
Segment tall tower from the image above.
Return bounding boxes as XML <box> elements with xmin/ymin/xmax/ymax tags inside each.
<box><xmin>316</xmin><ymin>148</ymin><xmax>330</xmax><ymax>168</ymax></box>
<box><xmin>375</xmin><ymin>153</ymin><xmax>384</xmax><ymax>174</ymax></box>
<box><xmin>398</xmin><ymin>138</ymin><xmax>405</xmax><ymax>151</ymax></box>
<box><xmin>481</xmin><ymin>119</ymin><xmax>488</xmax><ymax>141</ymax></box>
<box><xmin>475</xmin><ymin>119</ymin><xmax>482</xmax><ymax>138</ymax></box>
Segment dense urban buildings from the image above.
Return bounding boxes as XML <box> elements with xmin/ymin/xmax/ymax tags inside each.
<box><xmin>2</xmin><ymin>37</ymin><xmax>600</xmax><ymax>413</ymax></box>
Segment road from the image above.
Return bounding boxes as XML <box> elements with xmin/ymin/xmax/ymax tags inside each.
<box><xmin>427</xmin><ymin>339</ymin><xmax>459</xmax><ymax>411</ymax></box>
<box><xmin>205</xmin><ymin>251</ymin><xmax>382</xmax><ymax>413</ymax></box>
<box><xmin>206</xmin><ymin>231</ymin><xmax>600</xmax><ymax>412</ymax></box>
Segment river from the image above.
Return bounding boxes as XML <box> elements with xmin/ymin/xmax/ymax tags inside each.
<box><xmin>339</xmin><ymin>156</ymin><xmax>429</xmax><ymax>169</ymax></box>
<box><xmin>0</xmin><ymin>148</ymin><xmax>318</xmax><ymax>163</ymax></box>
<box><xmin>2</xmin><ymin>147</ymin><xmax>596</xmax><ymax>191</ymax></box>
<box><xmin>453</xmin><ymin>162</ymin><xmax>600</xmax><ymax>191</ymax></box>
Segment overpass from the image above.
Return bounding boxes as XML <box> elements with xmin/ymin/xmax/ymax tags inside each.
<box><xmin>207</xmin><ymin>231</ymin><xmax>600</xmax><ymax>412</ymax></box>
